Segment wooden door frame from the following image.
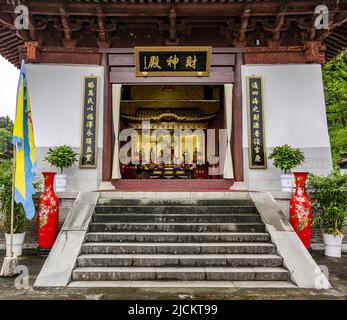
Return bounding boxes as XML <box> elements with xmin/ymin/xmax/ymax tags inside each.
<box><xmin>100</xmin><ymin>48</ymin><xmax>244</xmax><ymax>182</ymax></box>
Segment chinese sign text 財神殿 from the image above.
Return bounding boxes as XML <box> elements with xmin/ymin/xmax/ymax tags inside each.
<box><xmin>135</xmin><ymin>47</ymin><xmax>211</xmax><ymax>77</ymax></box>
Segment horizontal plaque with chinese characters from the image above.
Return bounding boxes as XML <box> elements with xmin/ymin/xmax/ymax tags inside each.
<box><xmin>80</xmin><ymin>76</ymin><xmax>99</xmax><ymax>168</ymax></box>
<box><xmin>247</xmin><ymin>76</ymin><xmax>267</xmax><ymax>169</ymax></box>
<box><xmin>134</xmin><ymin>47</ymin><xmax>211</xmax><ymax>77</ymax></box>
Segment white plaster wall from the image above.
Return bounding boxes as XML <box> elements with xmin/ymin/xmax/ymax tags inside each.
<box><xmin>26</xmin><ymin>64</ymin><xmax>104</xmax><ymax>191</ymax></box>
<box><xmin>241</xmin><ymin>64</ymin><xmax>333</xmax><ymax>191</ymax></box>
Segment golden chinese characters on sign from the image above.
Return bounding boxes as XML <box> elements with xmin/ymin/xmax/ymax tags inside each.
<box><xmin>80</xmin><ymin>76</ymin><xmax>99</xmax><ymax>168</ymax></box>
<box><xmin>135</xmin><ymin>47</ymin><xmax>211</xmax><ymax>77</ymax></box>
<box><xmin>247</xmin><ymin>76</ymin><xmax>267</xmax><ymax>169</ymax></box>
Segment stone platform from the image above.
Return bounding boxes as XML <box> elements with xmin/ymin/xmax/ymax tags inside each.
<box><xmin>34</xmin><ymin>191</ymin><xmax>330</xmax><ymax>289</ymax></box>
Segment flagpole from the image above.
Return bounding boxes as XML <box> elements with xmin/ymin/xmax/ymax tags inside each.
<box><xmin>10</xmin><ymin>144</ymin><xmax>16</xmax><ymax>258</ymax></box>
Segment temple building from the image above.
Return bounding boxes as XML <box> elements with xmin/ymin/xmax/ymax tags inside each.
<box><xmin>1</xmin><ymin>0</ymin><xmax>346</xmax><ymax>290</ymax></box>
<box><xmin>1</xmin><ymin>0</ymin><xmax>346</xmax><ymax>191</ymax></box>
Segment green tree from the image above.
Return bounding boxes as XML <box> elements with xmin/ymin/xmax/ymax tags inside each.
<box><xmin>0</xmin><ymin>116</ymin><xmax>13</xmax><ymax>160</ymax></box>
<box><xmin>323</xmin><ymin>51</ymin><xmax>347</xmax><ymax>166</ymax></box>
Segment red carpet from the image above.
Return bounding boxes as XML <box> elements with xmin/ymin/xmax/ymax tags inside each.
<box><xmin>109</xmin><ymin>179</ymin><xmax>234</xmax><ymax>191</ymax></box>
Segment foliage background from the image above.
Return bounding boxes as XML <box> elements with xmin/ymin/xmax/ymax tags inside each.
<box><xmin>0</xmin><ymin>116</ymin><xmax>13</xmax><ymax>160</ymax></box>
<box><xmin>322</xmin><ymin>51</ymin><xmax>347</xmax><ymax>167</ymax></box>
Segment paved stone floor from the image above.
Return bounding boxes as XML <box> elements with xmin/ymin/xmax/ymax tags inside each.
<box><xmin>0</xmin><ymin>250</ymin><xmax>346</xmax><ymax>300</ymax></box>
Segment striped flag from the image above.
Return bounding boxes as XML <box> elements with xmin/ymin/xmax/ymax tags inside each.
<box><xmin>12</xmin><ymin>61</ymin><xmax>37</xmax><ymax>220</ymax></box>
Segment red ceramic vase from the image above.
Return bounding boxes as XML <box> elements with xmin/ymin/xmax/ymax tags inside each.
<box><xmin>289</xmin><ymin>172</ymin><xmax>312</xmax><ymax>249</ymax></box>
<box><xmin>37</xmin><ymin>172</ymin><xmax>59</xmax><ymax>250</ymax></box>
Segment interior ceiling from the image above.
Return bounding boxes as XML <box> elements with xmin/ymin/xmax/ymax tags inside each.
<box><xmin>120</xmin><ymin>85</ymin><xmax>221</xmax><ymax>122</ymax></box>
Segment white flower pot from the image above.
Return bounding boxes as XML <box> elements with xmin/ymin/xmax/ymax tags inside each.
<box><xmin>5</xmin><ymin>232</ymin><xmax>26</xmax><ymax>257</ymax></box>
<box><xmin>323</xmin><ymin>234</ymin><xmax>343</xmax><ymax>258</ymax></box>
<box><xmin>55</xmin><ymin>174</ymin><xmax>67</xmax><ymax>192</ymax></box>
<box><xmin>280</xmin><ymin>174</ymin><xmax>293</xmax><ymax>192</ymax></box>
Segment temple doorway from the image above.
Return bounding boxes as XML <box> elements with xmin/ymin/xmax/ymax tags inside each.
<box><xmin>112</xmin><ymin>84</ymin><xmax>233</xmax><ymax>180</ymax></box>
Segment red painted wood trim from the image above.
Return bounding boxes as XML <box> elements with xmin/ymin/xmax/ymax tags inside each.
<box><xmin>232</xmin><ymin>52</ymin><xmax>244</xmax><ymax>182</ymax></box>
<box><xmin>101</xmin><ymin>53</ymin><xmax>112</xmax><ymax>181</ymax></box>
<box><xmin>100</xmin><ymin>47</ymin><xmax>245</xmax><ymax>54</ymax></box>
<box><xmin>110</xmin><ymin>67</ymin><xmax>234</xmax><ymax>84</ymax></box>
<box><xmin>108</xmin><ymin>53</ymin><xmax>236</xmax><ymax>67</ymax></box>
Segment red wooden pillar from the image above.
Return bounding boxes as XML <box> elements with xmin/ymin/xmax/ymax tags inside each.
<box><xmin>101</xmin><ymin>53</ymin><xmax>113</xmax><ymax>181</ymax></box>
<box><xmin>232</xmin><ymin>52</ymin><xmax>244</xmax><ymax>181</ymax></box>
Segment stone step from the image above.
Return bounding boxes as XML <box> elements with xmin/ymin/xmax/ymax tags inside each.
<box><xmin>76</xmin><ymin>254</ymin><xmax>283</xmax><ymax>268</ymax></box>
<box><xmin>88</xmin><ymin>222</ymin><xmax>265</xmax><ymax>233</ymax></box>
<box><xmin>92</xmin><ymin>213</ymin><xmax>261</xmax><ymax>223</ymax></box>
<box><xmin>72</xmin><ymin>267</ymin><xmax>290</xmax><ymax>281</ymax></box>
<box><xmin>85</xmin><ymin>232</ymin><xmax>271</xmax><ymax>243</ymax></box>
<box><xmin>68</xmin><ymin>280</ymin><xmax>297</xmax><ymax>288</ymax></box>
<box><xmin>81</xmin><ymin>242</ymin><xmax>277</xmax><ymax>254</ymax></box>
<box><xmin>107</xmin><ymin>179</ymin><xmax>234</xmax><ymax>191</ymax></box>
<box><xmin>97</xmin><ymin>199</ymin><xmax>254</xmax><ymax>207</ymax></box>
<box><xmin>94</xmin><ymin>206</ymin><xmax>257</xmax><ymax>214</ymax></box>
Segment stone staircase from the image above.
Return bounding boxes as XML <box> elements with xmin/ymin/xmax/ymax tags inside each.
<box><xmin>69</xmin><ymin>198</ymin><xmax>293</xmax><ymax>287</ymax></box>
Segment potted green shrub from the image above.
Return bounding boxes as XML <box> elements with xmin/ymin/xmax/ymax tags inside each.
<box><xmin>268</xmin><ymin>144</ymin><xmax>305</xmax><ymax>192</ymax></box>
<box><xmin>0</xmin><ymin>161</ymin><xmax>26</xmax><ymax>256</ymax></box>
<box><xmin>45</xmin><ymin>145</ymin><xmax>79</xmax><ymax>192</ymax></box>
<box><xmin>307</xmin><ymin>171</ymin><xmax>347</xmax><ymax>257</ymax></box>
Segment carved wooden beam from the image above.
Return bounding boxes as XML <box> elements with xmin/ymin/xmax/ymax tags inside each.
<box><xmin>0</xmin><ymin>32</ymin><xmax>17</xmax><ymax>42</ymax></box>
<box><xmin>324</xmin><ymin>38</ymin><xmax>342</xmax><ymax>52</ymax></box>
<box><xmin>0</xmin><ymin>30</ymin><xmax>10</xmax><ymax>37</ymax></box>
<box><xmin>234</xmin><ymin>8</ymin><xmax>250</xmax><ymax>47</ymax></box>
<box><xmin>327</xmin><ymin>33</ymin><xmax>346</xmax><ymax>46</ymax></box>
<box><xmin>0</xmin><ymin>39</ymin><xmax>22</xmax><ymax>49</ymax></box>
<box><xmin>332</xmin><ymin>10</ymin><xmax>347</xmax><ymax>27</ymax></box>
<box><xmin>58</xmin><ymin>4</ymin><xmax>76</xmax><ymax>48</ymax></box>
<box><xmin>329</xmin><ymin>31</ymin><xmax>347</xmax><ymax>42</ymax></box>
<box><xmin>0</xmin><ymin>12</ymin><xmax>14</xmax><ymax>29</ymax></box>
<box><xmin>15</xmin><ymin>28</ymin><xmax>30</xmax><ymax>41</ymax></box>
<box><xmin>262</xmin><ymin>12</ymin><xmax>286</xmax><ymax>46</ymax></box>
<box><xmin>34</xmin><ymin>17</ymin><xmax>48</xmax><ymax>31</ymax></box>
<box><xmin>221</xmin><ymin>19</ymin><xmax>236</xmax><ymax>45</ymax></box>
<box><xmin>4</xmin><ymin>51</ymin><xmax>20</xmax><ymax>60</ymax></box>
<box><xmin>296</xmin><ymin>16</ymin><xmax>317</xmax><ymax>42</ymax></box>
<box><xmin>165</xmin><ymin>8</ymin><xmax>179</xmax><ymax>45</ymax></box>
<box><xmin>4</xmin><ymin>42</ymin><xmax>19</xmax><ymax>53</ymax></box>
<box><xmin>272</xmin><ymin>13</ymin><xmax>286</xmax><ymax>43</ymax></box>
<box><xmin>94</xmin><ymin>6</ymin><xmax>111</xmax><ymax>48</ymax></box>
<box><xmin>303</xmin><ymin>41</ymin><xmax>324</xmax><ymax>63</ymax></box>
<box><xmin>317</xmin><ymin>11</ymin><xmax>337</xmax><ymax>41</ymax></box>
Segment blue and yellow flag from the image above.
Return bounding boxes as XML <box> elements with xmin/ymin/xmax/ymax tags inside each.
<box><xmin>13</xmin><ymin>62</ymin><xmax>37</xmax><ymax>220</ymax></box>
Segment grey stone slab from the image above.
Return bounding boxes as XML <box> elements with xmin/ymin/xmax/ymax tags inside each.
<box><xmin>250</xmin><ymin>191</ymin><xmax>332</xmax><ymax>289</ymax></box>
<box><xmin>205</xmin><ymin>267</ymin><xmax>289</xmax><ymax>281</ymax></box>
<box><xmin>68</xmin><ymin>280</ymin><xmax>296</xmax><ymax>288</ymax></box>
<box><xmin>55</xmin><ymin>191</ymin><xmax>80</xmax><ymax>199</ymax></box>
<box><xmin>190</xmin><ymin>192</ymin><xmax>224</xmax><ymax>199</ymax></box>
<box><xmin>100</xmin><ymin>191</ymin><xmax>124</xmax><ymax>198</ymax></box>
<box><xmin>250</xmin><ymin>192</ymin><xmax>293</xmax><ymax>232</ymax></box>
<box><xmin>72</xmin><ymin>267</ymin><xmax>157</xmax><ymax>281</ymax></box>
<box><xmin>34</xmin><ymin>191</ymin><xmax>100</xmax><ymax>287</ymax></box>
<box><xmin>271</xmin><ymin>231</ymin><xmax>331</xmax><ymax>289</ymax></box>
<box><xmin>270</xmin><ymin>191</ymin><xmax>291</xmax><ymax>200</ymax></box>
<box><xmin>34</xmin><ymin>230</ymin><xmax>86</xmax><ymax>287</ymax></box>
<box><xmin>62</xmin><ymin>192</ymin><xmax>100</xmax><ymax>231</ymax></box>
<box><xmin>230</xmin><ymin>281</ymin><xmax>297</xmax><ymax>288</ymax></box>
<box><xmin>156</xmin><ymin>267</ymin><xmax>206</xmax><ymax>281</ymax></box>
